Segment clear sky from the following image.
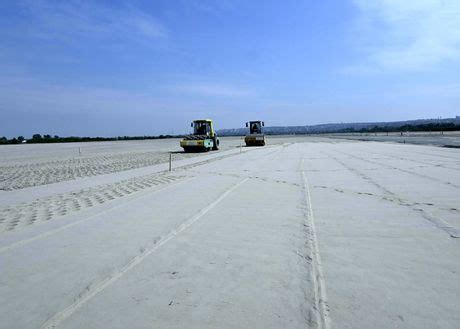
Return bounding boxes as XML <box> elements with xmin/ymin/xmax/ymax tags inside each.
<box><xmin>1</xmin><ymin>0</ymin><xmax>459</xmax><ymax>137</ymax></box>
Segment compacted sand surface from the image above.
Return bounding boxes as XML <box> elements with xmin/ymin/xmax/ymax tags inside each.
<box><xmin>0</xmin><ymin>137</ymin><xmax>459</xmax><ymax>328</ymax></box>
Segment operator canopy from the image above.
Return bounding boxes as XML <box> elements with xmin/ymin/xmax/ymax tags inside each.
<box><xmin>193</xmin><ymin>121</ymin><xmax>211</xmax><ymax>135</ymax></box>
<box><xmin>250</xmin><ymin>121</ymin><xmax>262</xmax><ymax>134</ymax></box>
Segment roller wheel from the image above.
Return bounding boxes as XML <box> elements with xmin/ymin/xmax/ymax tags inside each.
<box><xmin>212</xmin><ymin>137</ymin><xmax>220</xmax><ymax>151</ymax></box>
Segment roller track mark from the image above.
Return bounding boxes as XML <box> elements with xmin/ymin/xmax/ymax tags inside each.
<box><xmin>0</xmin><ymin>173</ymin><xmax>185</xmax><ymax>234</ymax></box>
<box><xmin>0</xmin><ymin>150</ymin><xmax>220</xmax><ymax>191</ymax></box>
<box><xmin>300</xmin><ymin>159</ymin><xmax>331</xmax><ymax>329</ymax></box>
<box><xmin>40</xmin><ymin>178</ymin><xmax>248</xmax><ymax>329</ymax></box>
<box><xmin>0</xmin><ymin>177</ymin><xmax>193</xmax><ymax>255</ymax></box>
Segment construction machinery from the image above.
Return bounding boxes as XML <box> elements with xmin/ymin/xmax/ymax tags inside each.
<box><xmin>180</xmin><ymin>119</ymin><xmax>220</xmax><ymax>152</ymax></box>
<box><xmin>244</xmin><ymin>121</ymin><xmax>266</xmax><ymax>146</ymax></box>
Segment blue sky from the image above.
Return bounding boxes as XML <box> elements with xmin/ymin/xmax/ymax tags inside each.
<box><xmin>1</xmin><ymin>0</ymin><xmax>459</xmax><ymax>137</ymax></box>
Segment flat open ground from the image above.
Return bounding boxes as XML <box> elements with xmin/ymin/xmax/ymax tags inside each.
<box><xmin>327</xmin><ymin>131</ymin><xmax>460</xmax><ymax>148</ymax></box>
<box><xmin>1</xmin><ymin>136</ymin><xmax>459</xmax><ymax>328</ymax></box>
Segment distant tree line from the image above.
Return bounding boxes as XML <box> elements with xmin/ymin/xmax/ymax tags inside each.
<box><xmin>220</xmin><ymin>122</ymin><xmax>460</xmax><ymax>136</ymax></box>
<box><xmin>1</xmin><ymin>122</ymin><xmax>459</xmax><ymax>145</ymax></box>
<box><xmin>0</xmin><ymin>134</ymin><xmax>184</xmax><ymax>145</ymax></box>
<box><xmin>337</xmin><ymin>122</ymin><xmax>459</xmax><ymax>134</ymax></box>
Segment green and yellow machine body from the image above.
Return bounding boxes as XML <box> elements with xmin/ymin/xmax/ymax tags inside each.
<box><xmin>181</xmin><ymin>119</ymin><xmax>220</xmax><ymax>152</ymax></box>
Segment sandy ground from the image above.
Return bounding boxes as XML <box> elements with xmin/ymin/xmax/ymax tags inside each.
<box><xmin>0</xmin><ymin>137</ymin><xmax>459</xmax><ymax>328</ymax></box>
<box><xmin>0</xmin><ymin>137</ymin><xmax>301</xmax><ymax>191</ymax></box>
<box><xmin>0</xmin><ymin>138</ymin><xmax>240</xmax><ymax>191</ymax></box>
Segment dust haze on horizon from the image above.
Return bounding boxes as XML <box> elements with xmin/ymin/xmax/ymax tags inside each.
<box><xmin>1</xmin><ymin>0</ymin><xmax>460</xmax><ymax>138</ymax></box>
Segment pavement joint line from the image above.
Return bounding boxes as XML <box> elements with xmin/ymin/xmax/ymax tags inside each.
<box><xmin>40</xmin><ymin>177</ymin><xmax>249</xmax><ymax>329</ymax></box>
<box><xmin>0</xmin><ymin>177</ymin><xmax>195</xmax><ymax>254</ymax></box>
<box><xmin>356</xmin><ymin>145</ymin><xmax>460</xmax><ymax>172</ymax></box>
<box><xmin>335</xmin><ymin>148</ymin><xmax>460</xmax><ymax>188</ymax></box>
<box><xmin>171</xmin><ymin>148</ymin><xmax>253</xmax><ymax>172</ymax></box>
<box><xmin>193</xmin><ymin>170</ymin><xmax>301</xmax><ymax>188</ymax></box>
<box><xmin>301</xmin><ymin>158</ymin><xmax>331</xmax><ymax>329</ymax></box>
<box><xmin>325</xmin><ymin>150</ymin><xmax>459</xmax><ymax>238</ymax></box>
<box><xmin>315</xmin><ymin>184</ymin><xmax>460</xmax><ymax>221</ymax></box>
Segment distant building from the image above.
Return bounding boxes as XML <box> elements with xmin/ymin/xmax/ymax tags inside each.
<box><xmin>455</xmin><ymin>116</ymin><xmax>460</xmax><ymax>124</ymax></box>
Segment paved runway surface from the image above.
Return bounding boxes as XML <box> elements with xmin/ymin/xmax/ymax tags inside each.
<box><xmin>330</xmin><ymin>131</ymin><xmax>460</xmax><ymax>147</ymax></box>
<box><xmin>1</xmin><ymin>138</ymin><xmax>459</xmax><ymax>328</ymax></box>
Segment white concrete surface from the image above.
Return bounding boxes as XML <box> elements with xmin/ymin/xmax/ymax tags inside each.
<box><xmin>0</xmin><ymin>138</ymin><xmax>459</xmax><ymax>328</ymax></box>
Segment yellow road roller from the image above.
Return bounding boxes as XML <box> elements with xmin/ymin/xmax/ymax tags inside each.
<box><xmin>245</xmin><ymin>121</ymin><xmax>266</xmax><ymax>146</ymax></box>
<box><xmin>180</xmin><ymin>119</ymin><xmax>220</xmax><ymax>152</ymax></box>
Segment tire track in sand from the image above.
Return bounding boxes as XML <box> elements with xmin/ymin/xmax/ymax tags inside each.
<box><xmin>40</xmin><ymin>178</ymin><xmax>249</xmax><ymax>329</ymax></box>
